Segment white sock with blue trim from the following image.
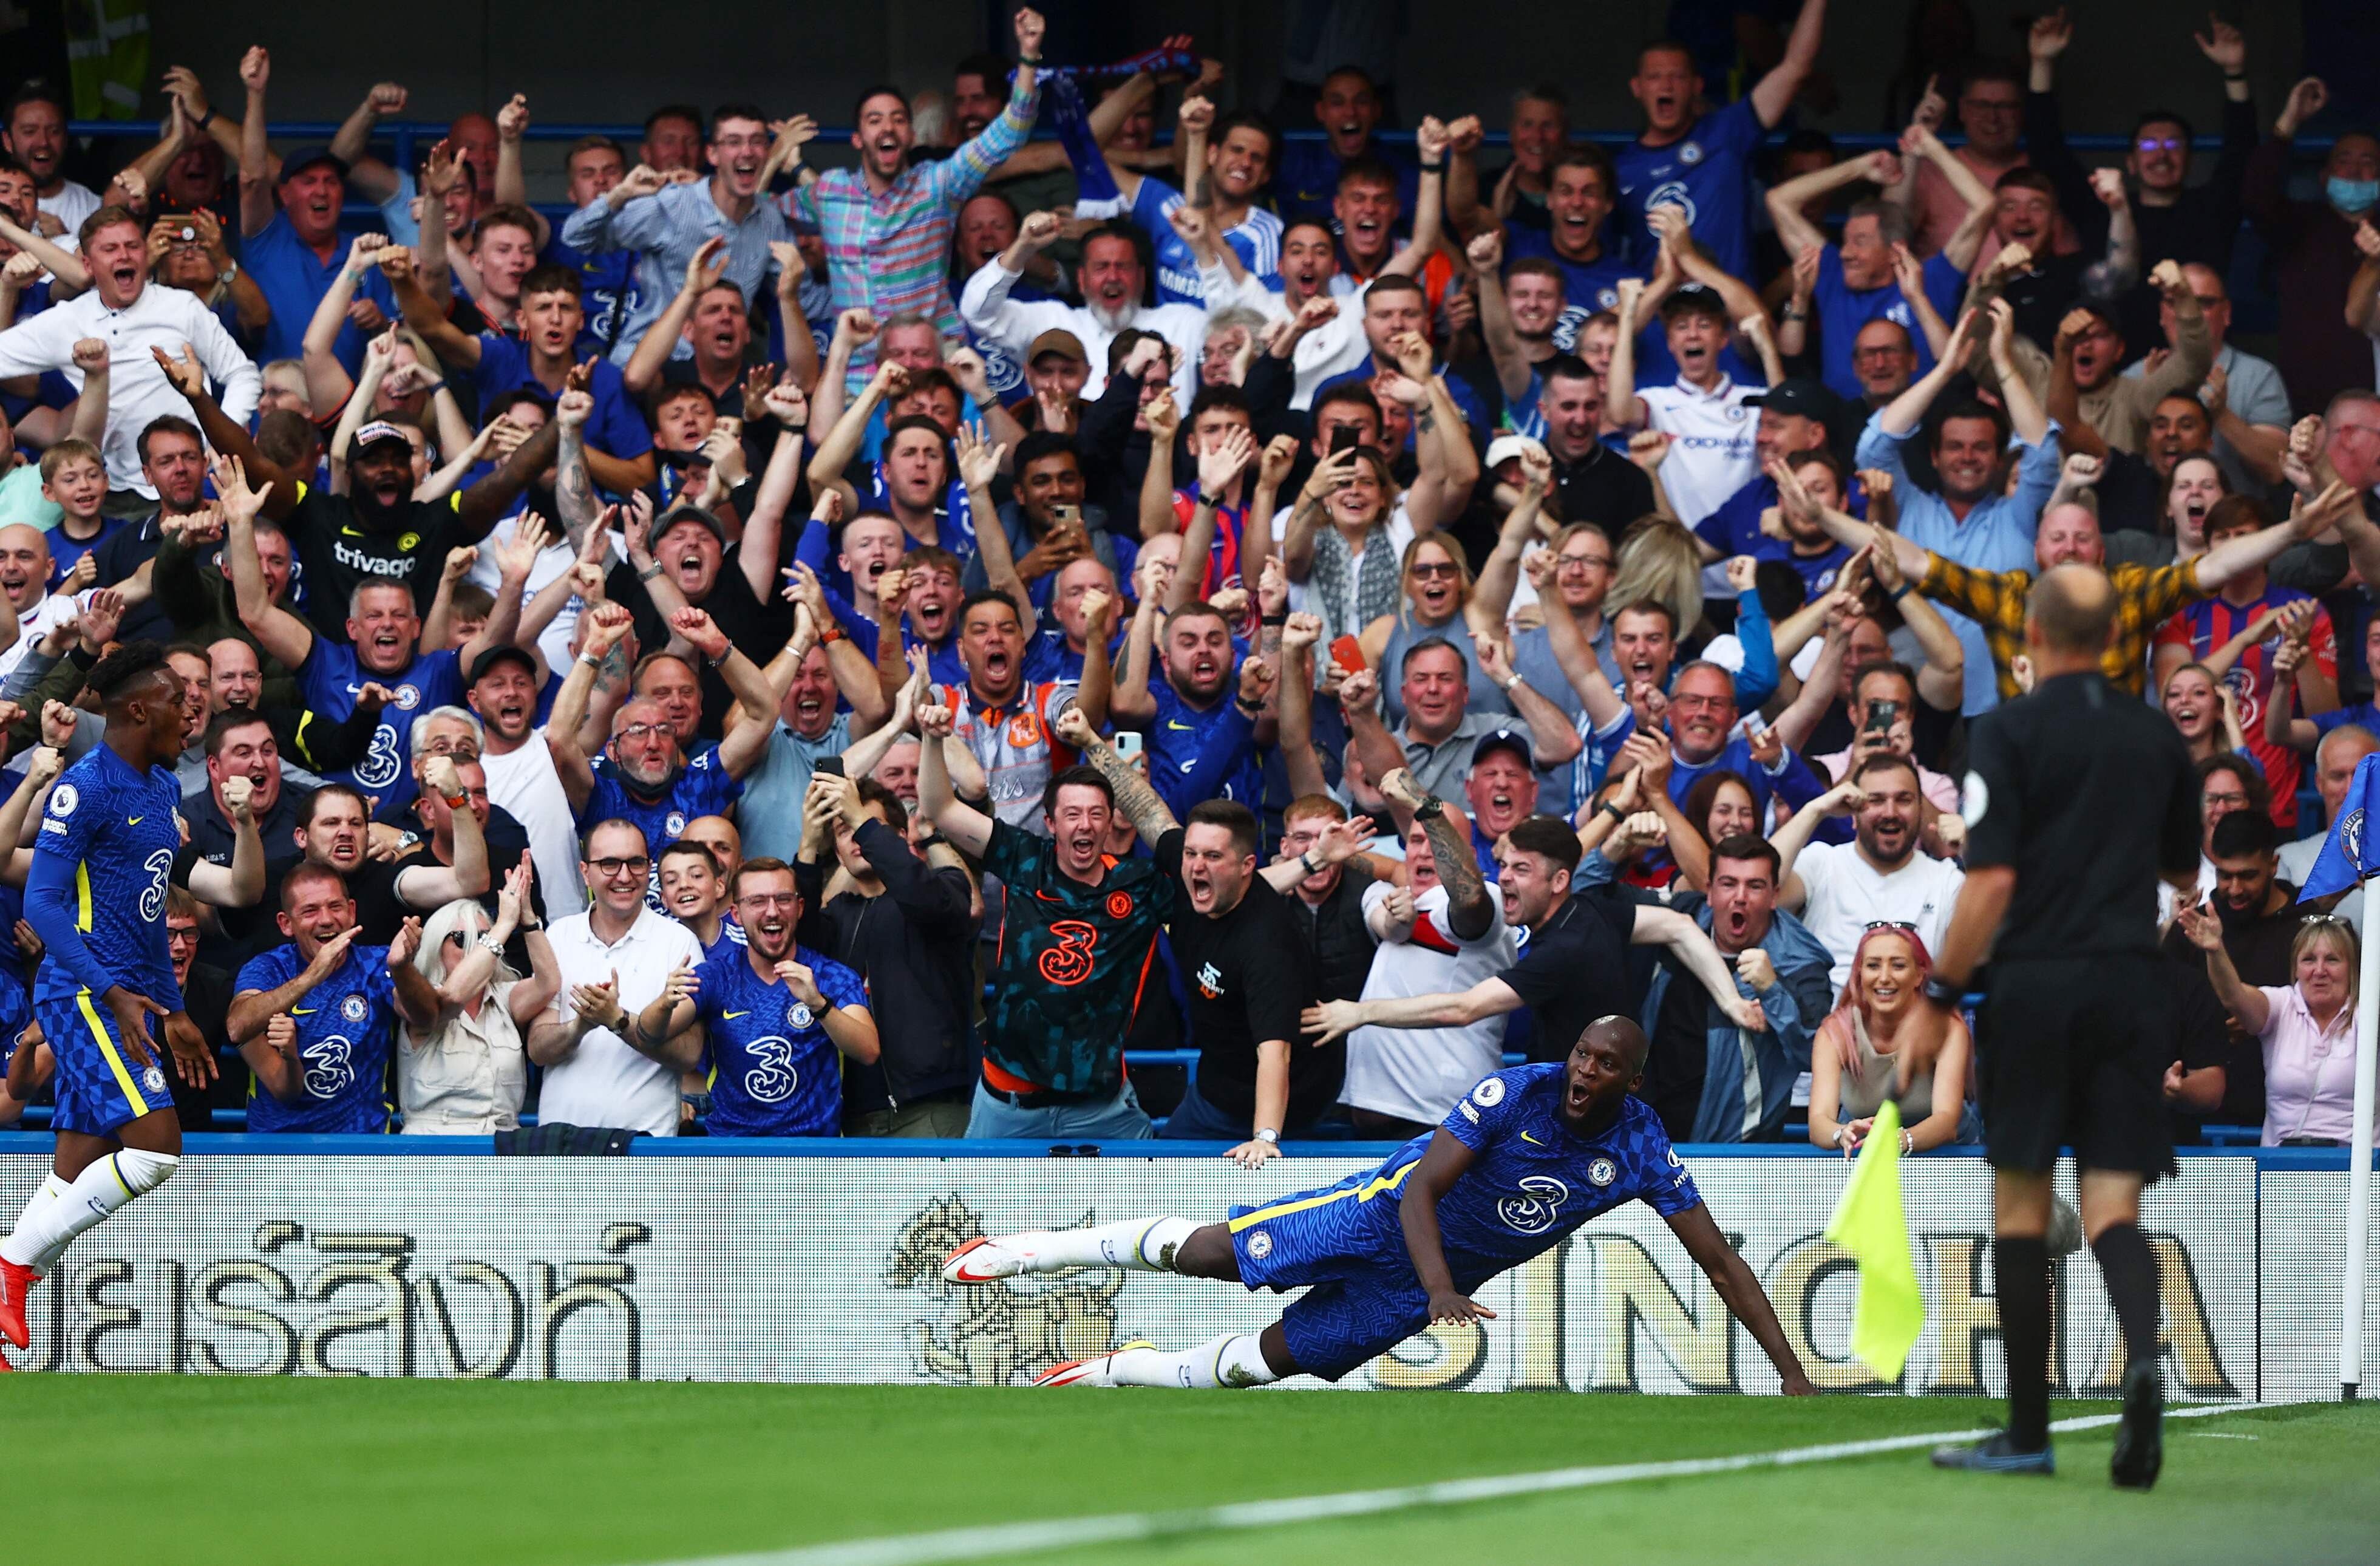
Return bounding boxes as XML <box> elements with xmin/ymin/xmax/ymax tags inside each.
<box><xmin>0</xmin><ymin>1151</ymin><xmax>175</xmax><ymax>1269</ymax></box>
<box><xmin>1106</xmin><ymin>1333</ymin><xmax>1280</xmax><ymax>1389</ymax></box>
<box><xmin>1</xmin><ymin>1174</ymin><xmax>72</xmax><ymax>1276</ymax></box>
<box><xmin>1005</xmin><ymin>1216</ymin><xmax>1199</xmax><ymax>1273</ymax></box>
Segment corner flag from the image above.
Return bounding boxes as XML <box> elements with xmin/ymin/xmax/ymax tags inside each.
<box><xmin>1823</xmin><ymin>1100</ymin><xmax>1924</xmax><ymax>1380</ymax></box>
<box><xmin>2299</xmin><ymin>753</ymin><xmax>2380</xmax><ymax>901</ymax></box>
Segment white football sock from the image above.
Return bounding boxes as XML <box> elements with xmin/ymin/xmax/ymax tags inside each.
<box><xmin>2</xmin><ymin>1174</ymin><xmax>70</xmax><ymax>1277</ymax></box>
<box><xmin>1106</xmin><ymin>1333</ymin><xmax>1280</xmax><ymax>1389</ymax></box>
<box><xmin>0</xmin><ymin>1151</ymin><xmax>176</xmax><ymax>1269</ymax></box>
<box><xmin>1010</xmin><ymin>1216</ymin><xmax>1199</xmax><ymax>1273</ymax></box>
<box><xmin>29</xmin><ymin>1174</ymin><xmax>78</xmax><ymax>1274</ymax></box>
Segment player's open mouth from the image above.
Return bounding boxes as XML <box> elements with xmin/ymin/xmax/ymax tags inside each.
<box><xmin>1349</xmin><ymin>217</ymin><xmax>1382</xmax><ymax>244</ymax></box>
<box><xmin>1652</xmin><ymin>93</ymin><xmax>1680</xmax><ymax>118</ymax></box>
<box><xmin>1565</xmin><ymin>1078</ymin><xmax>1593</xmax><ymax>1112</ymax></box>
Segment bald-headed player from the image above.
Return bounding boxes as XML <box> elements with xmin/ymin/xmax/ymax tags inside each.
<box><xmin>1903</xmin><ymin>564</ymin><xmax>2200</xmax><ymax>1486</ymax></box>
<box><xmin>1</xmin><ymin>641</ymin><xmax>214</xmax><ymax>1360</ymax></box>
<box><xmin>943</xmin><ymin>1016</ymin><xmax>1817</xmax><ymax>1393</ymax></box>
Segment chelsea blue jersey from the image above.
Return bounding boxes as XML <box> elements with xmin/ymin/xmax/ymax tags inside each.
<box><xmin>297</xmin><ymin>642</ymin><xmax>464</xmax><ymax>808</ymax></box>
<box><xmin>29</xmin><ymin>743</ymin><xmax>183</xmax><ymax>1014</ymax></box>
<box><xmin>235</xmin><ymin>941</ymin><xmax>398</xmax><ymax>1134</ymax></box>
<box><xmin>1613</xmin><ymin>98</ymin><xmax>1766</xmax><ymax>282</ymax></box>
<box><xmin>693</xmin><ymin>945</ymin><xmax>867</xmax><ymax>1136</ymax></box>
<box><xmin>1146</xmin><ymin>677</ymin><xmax>1262</xmax><ymax>819</ymax></box>
<box><xmin>1386</xmin><ymin>1064</ymin><xmax>1700</xmax><ymax>1284</ymax></box>
<box><xmin>580</xmin><ymin>743</ymin><xmax>746</xmax><ymax>911</ymax></box>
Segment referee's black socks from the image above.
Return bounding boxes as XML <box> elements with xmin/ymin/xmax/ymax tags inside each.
<box><xmin>2090</xmin><ymin>1223</ymin><xmax>2163</xmax><ymax>1373</ymax></box>
<box><xmin>1995</xmin><ymin>1236</ymin><xmax>2053</xmax><ymax>1450</ymax></box>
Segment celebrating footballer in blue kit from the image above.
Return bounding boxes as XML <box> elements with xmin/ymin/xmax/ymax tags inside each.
<box><xmin>943</xmin><ymin>1017</ymin><xmax>1817</xmax><ymax>1392</ymax></box>
<box><xmin>0</xmin><ymin>643</ymin><xmax>218</xmax><ymax>1362</ymax></box>
<box><xmin>631</xmin><ymin>857</ymin><xmax>879</xmax><ymax>1137</ymax></box>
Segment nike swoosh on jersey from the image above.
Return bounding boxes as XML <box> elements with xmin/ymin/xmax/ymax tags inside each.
<box><xmin>1520</xmin><ymin>1131</ymin><xmax>1544</xmax><ymax>1145</ymax></box>
<box><xmin>722</xmin><ymin>1010</ymin><xmax>750</xmax><ymax>1020</ymax></box>
<box><xmin>125</xmin><ymin>815</ymin><xmax>143</xmax><ymax>825</ymax></box>
<box><xmin>293</xmin><ymin>1007</ymin><xmax>318</xmax><ymax>1015</ymax></box>
<box><xmin>1165</xmin><ymin>721</ymin><xmax>1194</xmax><ymax>730</ymax></box>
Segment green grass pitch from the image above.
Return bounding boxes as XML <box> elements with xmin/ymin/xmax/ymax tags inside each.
<box><xmin>8</xmin><ymin>1378</ymin><xmax>2375</xmax><ymax>1565</ymax></box>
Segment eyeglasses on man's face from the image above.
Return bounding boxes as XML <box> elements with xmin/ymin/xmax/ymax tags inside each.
<box><xmin>588</xmin><ymin>856</ymin><xmax>652</xmax><ymax>879</ymax></box>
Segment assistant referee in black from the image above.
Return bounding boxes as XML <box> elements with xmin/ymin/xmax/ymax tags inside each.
<box><xmin>1901</xmin><ymin>565</ymin><xmax>2200</xmax><ymax>1489</ymax></box>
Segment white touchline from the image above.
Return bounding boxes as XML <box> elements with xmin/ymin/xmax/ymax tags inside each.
<box><xmin>645</xmin><ymin>1402</ymin><xmax>2273</xmax><ymax>1566</ymax></box>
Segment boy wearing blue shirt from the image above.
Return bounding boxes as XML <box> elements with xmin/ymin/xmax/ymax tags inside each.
<box><xmin>943</xmin><ymin>1016</ymin><xmax>1815</xmax><ymax>1393</ymax></box>
<box><xmin>632</xmin><ymin>857</ymin><xmax>877</xmax><ymax>1137</ymax></box>
<box><xmin>229</xmin><ymin>863</ymin><xmax>437</xmax><ymax>1134</ymax></box>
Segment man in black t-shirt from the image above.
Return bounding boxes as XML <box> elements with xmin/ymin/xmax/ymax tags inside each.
<box><xmin>607</xmin><ymin>502</ymin><xmax>792</xmax><ymax>737</ymax></box>
<box><xmin>1302</xmin><ymin>816</ymin><xmax>1760</xmax><ymax>1063</ymax></box>
<box><xmin>161</xmin><ymin>354</ymin><xmax>556</xmax><ymax>637</ymax></box>
<box><xmin>1154</xmin><ymin>800</ymin><xmax>1318</xmax><ymax>1163</ymax></box>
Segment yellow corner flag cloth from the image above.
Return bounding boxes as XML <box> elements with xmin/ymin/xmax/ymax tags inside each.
<box><xmin>1821</xmin><ymin>1100</ymin><xmax>1924</xmax><ymax>1380</ymax></box>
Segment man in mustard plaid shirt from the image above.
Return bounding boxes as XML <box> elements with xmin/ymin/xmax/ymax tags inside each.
<box><xmin>1851</xmin><ymin>486</ymin><xmax>2363</xmax><ymax>700</ymax></box>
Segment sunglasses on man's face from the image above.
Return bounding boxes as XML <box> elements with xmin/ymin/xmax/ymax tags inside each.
<box><xmin>2135</xmin><ymin>136</ymin><xmax>2186</xmax><ymax>154</ymax></box>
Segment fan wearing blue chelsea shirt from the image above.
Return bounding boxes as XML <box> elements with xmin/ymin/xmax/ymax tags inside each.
<box><xmin>1614</xmin><ymin>2</ymin><xmax>1832</xmax><ymax>282</ymax></box>
<box><xmin>229</xmin><ymin>863</ymin><xmax>440</xmax><ymax>1134</ymax></box>
<box><xmin>548</xmin><ymin>602</ymin><xmax>779</xmax><ymax>910</ymax></box>
<box><xmin>941</xmin><ymin>1018</ymin><xmax>1817</xmax><ymax>1392</ymax></box>
<box><xmin>389</xmin><ymin>254</ymin><xmax>656</xmax><ymax>498</ymax></box>
<box><xmin>1110</xmin><ymin>599</ymin><xmax>1268</xmax><ymax>819</ymax></box>
<box><xmin>631</xmin><ymin>857</ymin><xmax>877</xmax><ymax>1137</ymax></box>
<box><xmin>223</xmin><ymin>454</ymin><xmax>537</xmax><ymax>812</ymax></box>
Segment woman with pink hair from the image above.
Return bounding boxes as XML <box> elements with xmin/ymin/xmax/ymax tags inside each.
<box><xmin>1807</xmin><ymin>922</ymin><xmax>1975</xmax><ymax>1154</ymax></box>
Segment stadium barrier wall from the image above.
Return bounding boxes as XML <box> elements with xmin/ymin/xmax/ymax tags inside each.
<box><xmin>0</xmin><ymin>1151</ymin><xmax>2361</xmax><ymax>1398</ymax></box>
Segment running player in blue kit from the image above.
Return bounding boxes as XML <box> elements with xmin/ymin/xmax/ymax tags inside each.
<box><xmin>0</xmin><ymin>644</ymin><xmax>216</xmax><ymax>1362</ymax></box>
<box><xmin>945</xmin><ymin>1016</ymin><xmax>1817</xmax><ymax>1392</ymax></box>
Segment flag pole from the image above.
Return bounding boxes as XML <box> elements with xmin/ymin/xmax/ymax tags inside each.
<box><xmin>2344</xmin><ymin>871</ymin><xmax>2379</xmax><ymax>1401</ymax></box>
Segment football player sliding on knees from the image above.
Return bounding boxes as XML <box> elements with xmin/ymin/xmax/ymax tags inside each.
<box><xmin>943</xmin><ymin>1017</ymin><xmax>1817</xmax><ymax>1392</ymax></box>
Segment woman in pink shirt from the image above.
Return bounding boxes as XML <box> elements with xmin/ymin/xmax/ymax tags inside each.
<box><xmin>2180</xmin><ymin>905</ymin><xmax>2369</xmax><ymax>1146</ymax></box>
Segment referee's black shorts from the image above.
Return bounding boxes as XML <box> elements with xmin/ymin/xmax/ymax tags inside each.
<box><xmin>1974</xmin><ymin>953</ymin><xmax>2178</xmax><ymax>1182</ymax></box>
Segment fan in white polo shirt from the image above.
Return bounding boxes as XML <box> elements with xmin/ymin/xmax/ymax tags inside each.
<box><xmin>526</xmin><ymin>817</ymin><xmax>705</xmax><ymax>1136</ymax></box>
<box><xmin>1771</xmin><ymin>754</ymin><xmax>1965</xmax><ymax>996</ymax></box>
<box><xmin>1608</xmin><ymin>279</ymin><xmax>1770</xmax><ymax>527</ymax></box>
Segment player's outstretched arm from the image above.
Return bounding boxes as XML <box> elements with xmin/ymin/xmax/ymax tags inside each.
<box><xmin>1664</xmin><ymin>1200</ymin><xmax>1817</xmax><ymax>1394</ymax></box>
<box><xmin>1397</xmin><ymin>1131</ymin><xmax>1498</xmax><ymax>1326</ymax></box>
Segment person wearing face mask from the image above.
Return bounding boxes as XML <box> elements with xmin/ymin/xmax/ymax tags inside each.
<box><xmin>2246</xmin><ymin>75</ymin><xmax>2380</xmax><ymax>415</ymax></box>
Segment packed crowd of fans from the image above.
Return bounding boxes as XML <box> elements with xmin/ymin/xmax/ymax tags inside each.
<box><xmin>0</xmin><ymin>0</ymin><xmax>2372</xmax><ymax>1155</ymax></box>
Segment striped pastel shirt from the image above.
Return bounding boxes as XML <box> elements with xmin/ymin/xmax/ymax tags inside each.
<box><xmin>794</xmin><ymin>77</ymin><xmax>1039</xmax><ymax>384</ymax></box>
